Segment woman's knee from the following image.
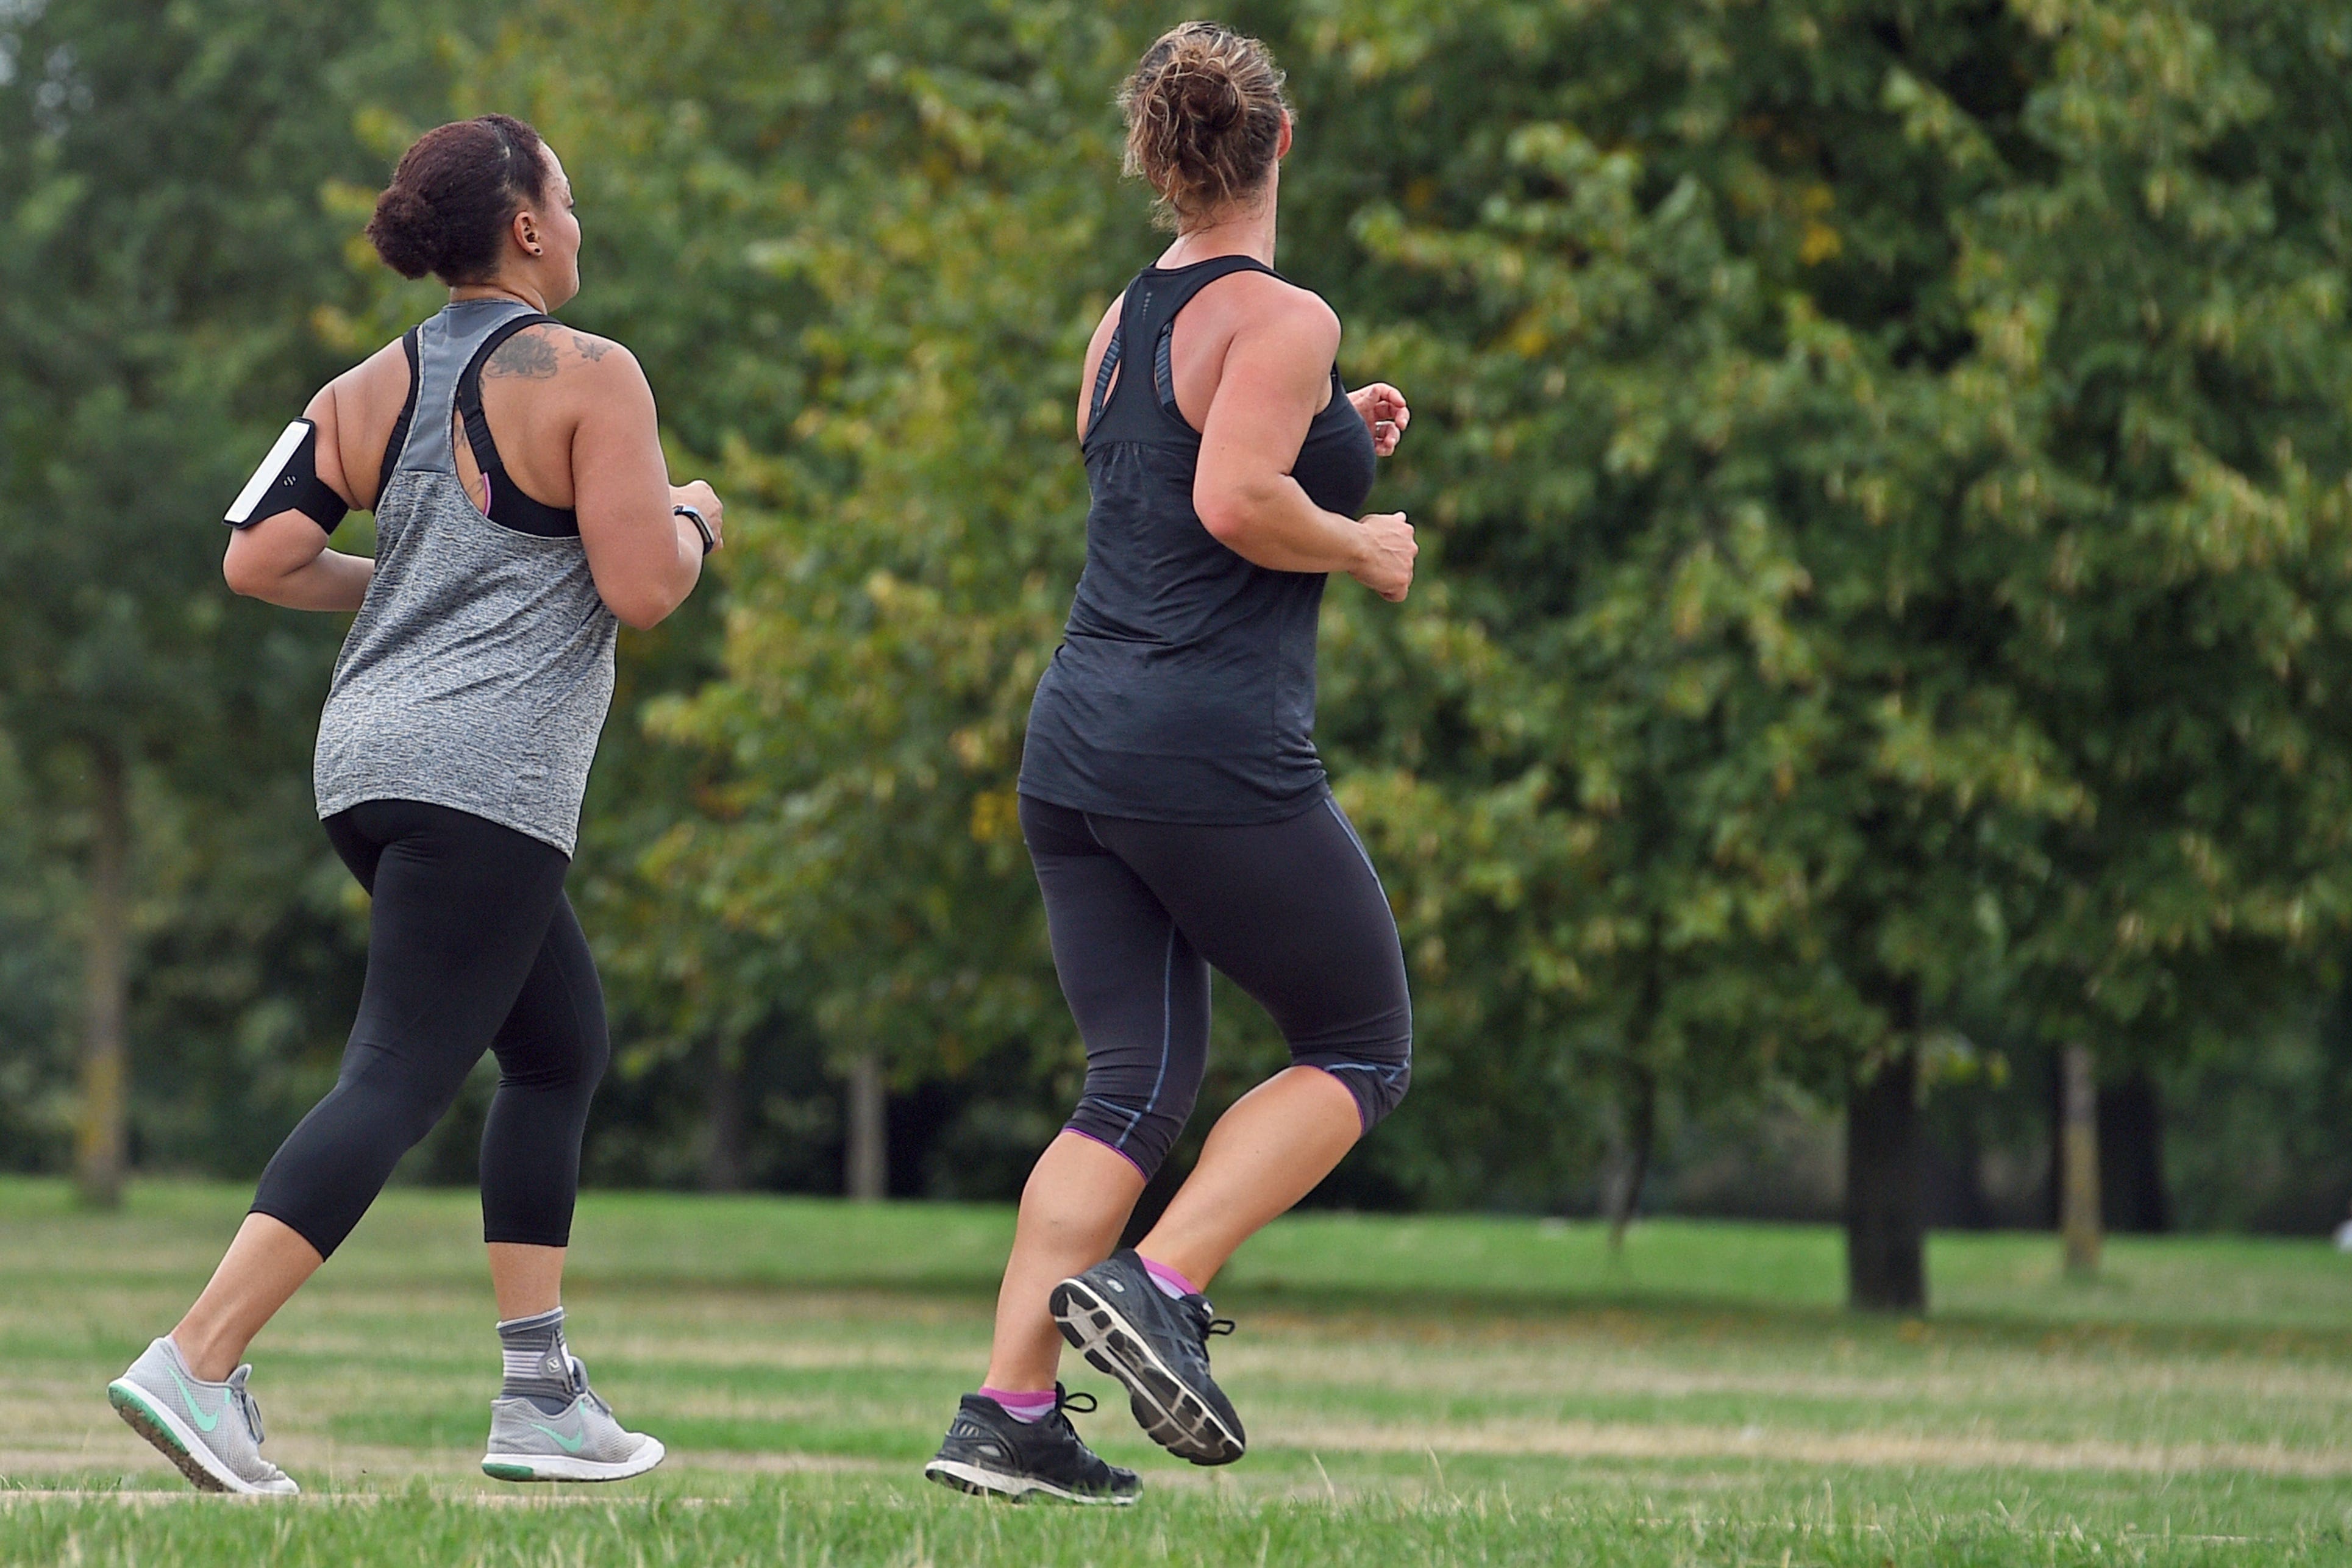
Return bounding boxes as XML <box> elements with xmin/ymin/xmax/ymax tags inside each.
<box><xmin>1064</xmin><ymin>1085</ymin><xmax>1196</xmax><ymax>1181</ymax></box>
<box><xmin>497</xmin><ymin>1040</ymin><xmax>606</xmax><ymax>1105</ymax></box>
<box><xmin>493</xmin><ymin>992</ymin><xmax>609</xmax><ymax>1099</ymax></box>
<box><xmin>1295</xmin><ymin>1047</ymin><xmax>1411</xmax><ymax>1131</ymax></box>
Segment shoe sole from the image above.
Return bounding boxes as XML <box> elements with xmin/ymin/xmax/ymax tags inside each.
<box><xmin>1049</xmin><ymin>1277</ymin><xmax>1245</xmax><ymax>1466</ymax></box>
<box><xmin>922</xmin><ymin>1458</ymin><xmax>1136</xmax><ymax>1505</ymax></box>
<box><xmin>107</xmin><ymin>1380</ymin><xmax>298</xmax><ymax>1497</ymax></box>
<box><xmin>482</xmin><ymin>1436</ymin><xmax>666</xmax><ymax>1483</ymax></box>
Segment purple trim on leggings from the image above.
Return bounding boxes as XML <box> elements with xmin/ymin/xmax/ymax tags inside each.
<box><xmin>1064</xmin><ymin>1124</ymin><xmax>1150</xmax><ymax>1180</ymax></box>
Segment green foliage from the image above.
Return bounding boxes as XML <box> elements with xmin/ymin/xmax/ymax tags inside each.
<box><xmin>6</xmin><ymin>0</ymin><xmax>2352</xmax><ymax>1236</ymax></box>
<box><xmin>479</xmin><ymin>1</ymin><xmax>1163</xmax><ymax>1112</ymax></box>
<box><xmin>0</xmin><ymin>0</ymin><xmax>485</xmax><ymax>1171</ymax></box>
<box><xmin>1267</xmin><ymin>0</ymin><xmax>2352</xmax><ymax>1213</ymax></box>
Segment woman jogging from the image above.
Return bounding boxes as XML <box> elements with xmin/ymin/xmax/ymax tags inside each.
<box><xmin>107</xmin><ymin>114</ymin><xmax>722</xmax><ymax>1495</ymax></box>
<box><xmin>924</xmin><ymin>22</ymin><xmax>1417</xmax><ymax>1505</ymax></box>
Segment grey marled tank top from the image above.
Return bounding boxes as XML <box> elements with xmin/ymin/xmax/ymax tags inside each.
<box><xmin>314</xmin><ymin>299</ymin><xmax>618</xmax><ymax>855</ymax></box>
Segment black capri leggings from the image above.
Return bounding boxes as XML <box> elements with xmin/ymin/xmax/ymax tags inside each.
<box><xmin>1022</xmin><ymin>792</ymin><xmax>1413</xmax><ymax>1181</ymax></box>
<box><xmin>249</xmin><ymin>799</ymin><xmax>610</xmax><ymax>1257</ymax></box>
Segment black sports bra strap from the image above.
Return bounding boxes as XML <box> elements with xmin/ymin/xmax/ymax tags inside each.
<box><xmin>1098</xmin><ymin>255</ymin><xmax>1277</xmax><ymax>433</ymax></box>
<box><xmin>453</xmin><ymin>312</ymin><xmax>558</xmax><ymax>477</ymax></box>
<box><xmin>1085</xmin><ymin>329</ymin><xmax>1124</xmax><ymax>437</ymax></box>
<box><xmin>449</xmin><ymin>313</ymin><xmax>580</xmax><ymax>538</ymax></box>
<box><xmin>1152</xmin><ymin>319</ymin><xmax>1178</xmax><ymax>419</ymax></box>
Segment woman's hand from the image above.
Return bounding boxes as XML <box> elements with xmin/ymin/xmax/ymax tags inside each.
<box><xmin>1349</xmin><ymin>511</ymin><xmax>1417</xmax><ymax>602</ymax></box>
<box><xmin>1349</xmin><ymin>382</ymin><xmax>1410</xmax><ymax>457</ymax></box>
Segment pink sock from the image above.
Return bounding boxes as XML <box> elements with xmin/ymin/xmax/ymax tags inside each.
<box><xmin>1139</xmin><ymin>1254</ymin><xmax>1199</xmax><ymax>1300</ymax></box>
<box><xmin>978</xmin><ymin>1386</ymin><xmax>1057</xmax><ymax>1424</ymax></box>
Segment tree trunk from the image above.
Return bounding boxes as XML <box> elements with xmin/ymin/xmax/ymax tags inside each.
<box><xmin>1845</xmin><ymin>1042</ymin><xmax>1925</xmax><ymax>1313</ymax></box>
<box><xmin>2097</xmin><ymin>1071</ymin><xmax>2168</xmax><ymax>1233</ymax></box>
<box><xmin>74</xmin><ymin>743</ymin><xmax>130</xmax><ymax>1211</ymax></box>
<box><xmin>2060</xmin><ymin>1042</ymin><xmax>2101</xmax><ymax>1277</ymax></box>
<box><xmin>1606</xmin><ymin>1061</ymin><xmax>1656</xmax><ymax>1254</ymax></box>
<box><xmin>702</xmin><ymin>1038</ymin><xmax>746</xmax><ymax>1193</ymax></box>
<box><xmin>844</xmin><ymin>1048</ymin><xmax>886</xmax><ymax>1202</ymax></box>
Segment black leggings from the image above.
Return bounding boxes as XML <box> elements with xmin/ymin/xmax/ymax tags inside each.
<box><xmin>249</xmin><ymin>799</ymin><xmax>610</xmax><ymax>1257</ymax></box>
<box><xmin>1022</xmin><ymin>793</ymin><xmax>1412</xmax><ymax>1180</ymax></box>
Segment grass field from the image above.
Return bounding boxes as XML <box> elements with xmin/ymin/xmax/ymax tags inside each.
<box><xmin>4</xmin><ymin>1179</ymin><xmax>2351</xmax><ymax>1564</ymax></box>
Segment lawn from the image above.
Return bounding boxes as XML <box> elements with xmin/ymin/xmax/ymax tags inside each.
<box><xmin>3</xmin><ymin>1178</ymin><xmax>2350</xmax><ymax>1564</ymax></box>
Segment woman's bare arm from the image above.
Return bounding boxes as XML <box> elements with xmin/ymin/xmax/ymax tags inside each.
<box><xmin>221</xmin><ymin>383</ymin><xmax>374</xmax><ymax>611</ymax></box>
<box><xmin>567</xmin><ymin>346</ymin><xmax>716</xmax><ymax>630</ymax></box>
<box><xmin>1191</xmin><ymin>296</ymin><xmax>1416</xmax><ymax>599</ymax></box>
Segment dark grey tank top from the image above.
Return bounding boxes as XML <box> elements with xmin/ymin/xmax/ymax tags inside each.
<box><xmin>313</xmin><ymin>299</ymin><xmax>618</xmax><ymax>855</ymax></box>
<box><xmin>1020</xmin><ymin>256</ymin><xmax>1378</xmax><ymax>824</ymax></box>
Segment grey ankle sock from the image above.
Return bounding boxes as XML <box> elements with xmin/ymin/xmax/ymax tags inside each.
<box><xmin>497</xmin><ymin>1307</ymin><xmax>576</xmax><ymax>1409</ymax></box>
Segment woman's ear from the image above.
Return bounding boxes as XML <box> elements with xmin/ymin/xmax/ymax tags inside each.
<box><xmin>515</xmin><ymin>207</ymin><xmax>544</xmax><ymax>258</ymax></box>
<box><xmin>1278</xmin><ymin>112</ymin><xmax>1294</xmax><ymax>160</ymax></box>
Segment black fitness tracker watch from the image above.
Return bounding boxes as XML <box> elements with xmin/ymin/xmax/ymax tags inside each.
<box><xmin>674</xmin><ymin>504</ymin><xmax>716</xmax><ymax>555</ymax></box>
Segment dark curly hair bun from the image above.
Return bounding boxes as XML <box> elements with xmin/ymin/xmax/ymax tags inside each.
<box><xmin>1120</xmin><ymin>22</ymin><xmax>1290</xmax><ymax>231</ymax></box>
<box><xmin>365</xmin><ymin>114</ymin><xmax>552</xmax><ymax>285</ymax></box>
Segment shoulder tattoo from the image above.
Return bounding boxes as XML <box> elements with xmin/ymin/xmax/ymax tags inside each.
<box><xmin>485</xmin><ymin>329</ymin><xmax>560</xmax><ymax>380</ymax></box>
<box><xmin>570</xmin><ymin>332</ymin><xmax>611</xmax><ymax>362</ymax></box>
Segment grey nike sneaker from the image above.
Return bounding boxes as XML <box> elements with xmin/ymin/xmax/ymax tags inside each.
<box><xmin>924</xmin><ymin>1385</ymin><xmax>1139</xmax><ymax>1505</ymax></box>
<box><xmin>1051</xmin><ymin>1249</ymin><xmax>1245</xmax><ymax>1464</ymax></box>
<box><xmin>482</xmin><ymin>1353</ymin><xmax>665</xmax><ymax>1481</ymax></box>
<box><xmin>107</xmin><ymin>1336</ymin><xmax>298</xmax><ymax>1495</ymax></box>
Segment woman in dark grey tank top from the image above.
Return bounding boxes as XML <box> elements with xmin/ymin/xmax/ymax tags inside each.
<box><xmin>925</xmin><ymin>24</ymin><xmax>1422</xmax><ymax>1505</ymax></box>
<box><xmin>109</xmin><ymin>115</ymin><xmax>721</xmax><ymax>1495</ymax></box>
<box><xmin>1019</xmin><ymin>251</ymin><xmax>1378</xmax><ymax>821</ymax></box>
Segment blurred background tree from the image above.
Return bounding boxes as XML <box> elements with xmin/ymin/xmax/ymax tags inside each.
<box><xmin>0</xmin><ymin>0</ymin><xmax>486</xmax><ymax>1205</ymax></box>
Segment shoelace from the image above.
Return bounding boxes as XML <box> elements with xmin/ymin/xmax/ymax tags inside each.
<box><xmin>565</xmin><ymin>1354</ymin><xmax>613</xmax><ymax>1418</ymax></box>
<box><xmin>1186</xmin><ymin>1297</ymin><xmax>1238</xmax><ymax>1344</ymax></box>
<box><xmin>1043</xmin><ymin>1384</ymin><xmax>1102</xmax><ymax>1447</ymax></box>
<box><xmin>226</xmin><ymin>1375</ymin><xmax>265</xmax><ymax>1445</ymax></box>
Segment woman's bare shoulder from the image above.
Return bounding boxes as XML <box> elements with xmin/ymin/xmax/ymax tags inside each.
<box><xmin>298</xmin><ymin>336</ymin><xmax>409</xmax><ymax>451</ymax></box>
<box><xmin>1216</xmin><ymin>269</ymin><xmax>1341</xmax><ymax>357</ymax></box>
<box><xmin>321</xmin><ymin>335</ymin><xmax>413</xmax><ymax>400</ymax></box>
<box><xmin>481</xmin><ymin>322</ymin><xmax>643</xmax><ymax>387</ymax></box>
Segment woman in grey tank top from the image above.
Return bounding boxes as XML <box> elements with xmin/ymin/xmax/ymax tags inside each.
<box><xmin>107</xmin><ymin>115</ymin><xmax>722</xmax><ymax>1495</ymax></box>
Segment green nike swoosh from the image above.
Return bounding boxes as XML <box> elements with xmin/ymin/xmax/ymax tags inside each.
<box><xmin>164</xmin><ymin>1363</ymin><xmax>222</xmax><ymax>1434</ymax></box>
<box><xmin>527</xmin><ymin>1420</ymin><xmax>586</xmax><ymax>1454</ymax></box>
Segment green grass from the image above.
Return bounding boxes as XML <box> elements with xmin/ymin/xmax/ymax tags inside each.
<box><xmin>4</xmin><ymin>1178</ymin><xmax>2351</xmax><ymax>1564</ymax></box>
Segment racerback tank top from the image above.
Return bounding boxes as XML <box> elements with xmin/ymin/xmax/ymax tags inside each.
<box><xmin>1019</xmin><ymin>255</ymin><xmax>1377</xmax><ymax>824</ymax></box>
<box><xmin>313</xmin><ymin>298</ymin><xmax>618</xmax><ymax>855</ymax></box>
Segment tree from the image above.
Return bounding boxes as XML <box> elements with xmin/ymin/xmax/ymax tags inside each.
<box><xmin>1944</xmin><ymin>0</ymin><xmax>2352</xmax><ymax>1277</ymax></box>
<box><xmin>1297</xmin><ymin>0</ymin><xmax>2352</xmax><ymax>1301</ymax></box>
<box><xmin>0</xmin><ymin>0</ymin><xmax>471</xmax><ymax>1204</ymax></box>
<box><xmin>459</xmin><ymin>0</ymin><xmax>1152</xmax><ymax>1196</ymax></box>
<box><xmin>1287</xmin><ymin>0</ymin><xmax>2095</xmax><ymax>1307</ymax></box>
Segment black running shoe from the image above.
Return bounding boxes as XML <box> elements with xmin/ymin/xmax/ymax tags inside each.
<box><xmin>922</xmin><ymin>1385</ymin><xmax>1139</xmax><ymax>1505</ymax></box>
<box><xmin>1050</xmin><ymin>1250</ymin><xmax>1245</xmax><ymax>1465</ymax></box>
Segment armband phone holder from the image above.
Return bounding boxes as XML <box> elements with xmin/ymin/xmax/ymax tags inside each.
<box><xmin>225</xmin><ymin>419</ymin><xmax>349</xmax><ymax>531</ymax></box>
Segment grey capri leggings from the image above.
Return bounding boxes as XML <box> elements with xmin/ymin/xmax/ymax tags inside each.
<box><xmin>1021</xmin><ymin>791</ymin><xmax>1413</xmax><ymax>1180</ymax></box>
